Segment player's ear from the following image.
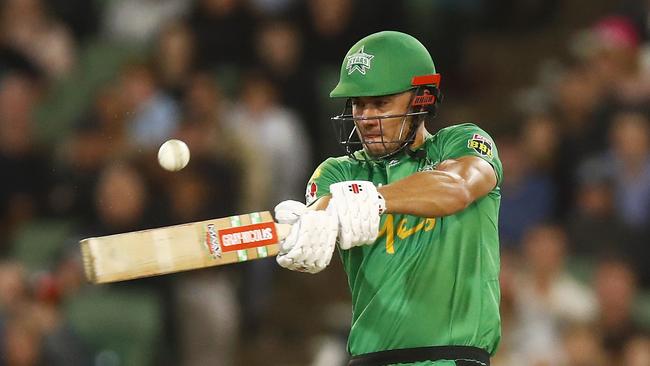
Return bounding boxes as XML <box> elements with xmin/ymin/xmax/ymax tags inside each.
<box><xmin>420</xmin><ymin>86</ymin><xmax>441</xmax><ymax>118</ymax></box>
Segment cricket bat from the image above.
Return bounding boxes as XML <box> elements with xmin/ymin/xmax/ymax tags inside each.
<box><xmin>80</xmin><ymin>211</ymin><xmax>291</xmax><ymax>284</ymax></box>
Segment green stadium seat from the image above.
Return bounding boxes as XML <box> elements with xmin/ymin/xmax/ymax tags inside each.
<box><xmin>10</xmin><ymin>219</ymin><xmax>75</xmax><ymax>272</ymax></box>
<box><xmin>35</xmin><ymin>41</ymin><xmax>144</xmax><ymax>144</ymax></box>
<box><xmin>634</xmin><ymin>291</ymin><xmax>650</xmax><ymax>330</ymax></box>
<box><xmin>64</xmin><ymin>286</ymin><xmax>163</xmax><ymax>366</ymax></box>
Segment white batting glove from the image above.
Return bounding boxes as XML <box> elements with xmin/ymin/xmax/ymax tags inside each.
<box><xmin>274</xmin><ymin>200</ymin><xmax>308</xmax><ymax>225</ymax></box>
<box><xmin>328</xmin><ymin>181</ymin><xmax>386</xmax><ymax>250</ymax></box>
<box><xmin>274</xmin><ymin>201</ymin><xmax>338</xmax><ymax>274</ymax></box>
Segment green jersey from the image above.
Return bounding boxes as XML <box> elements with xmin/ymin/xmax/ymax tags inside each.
<box><xmin>305</xmin><ymin>123</ymin><xmax>503</xmax><ymax>357</ymax></box>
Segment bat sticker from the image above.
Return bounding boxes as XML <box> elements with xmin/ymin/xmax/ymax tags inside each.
<box><xmin>205</xmin><ymin>224</ymin><xmax>222</xmax><ymax>258</ymax></box>
<box><xmin>217</xmin><ymin>222</ymin><xmax>278</xmax><ymax>252</ymax></box>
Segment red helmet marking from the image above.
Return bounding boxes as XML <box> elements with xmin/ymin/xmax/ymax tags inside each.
<box><xmin>411</xmin><ymin>74</ymin><xmax>441</xmax><ymax>87</ymax></box>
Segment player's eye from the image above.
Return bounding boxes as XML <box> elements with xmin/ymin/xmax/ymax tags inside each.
<box><xmin>376</xmin><ymin>100</ymin><xmax>390</xmax><ymax>109</ymax></box>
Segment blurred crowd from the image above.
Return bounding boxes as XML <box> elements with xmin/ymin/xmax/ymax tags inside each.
<box><xmin>0</xmin><ymin>0</ymin><xmax>649</xmax><ymax>365</ymax></box>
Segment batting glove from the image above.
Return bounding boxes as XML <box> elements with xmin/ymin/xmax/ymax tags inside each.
<box><xmin>274</xmin><ymin>200</ymin><xmax>338</xmax><ymax>274</ymax></box>
<box><xmin>328</xmin><ymin>181</ymin><xmax>386</xmax><ymax>250</ymax></box>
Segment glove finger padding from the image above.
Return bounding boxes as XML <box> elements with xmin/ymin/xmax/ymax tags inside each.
<box><xmin>279</xmin><ymin>222</ymin><xmax>301</xmax><ymax>252</ymax></box>
<box><xmin>274</xmin><ymin>200</ymin><xmax>307</xmax><ymax>225</ymax></box>
<box><xmin>275</xmin><ymin>210</ymin><xmax>338</xmax><ymax>274</ymax></box>
<box><xmin>275</xmin><ymin>199</ymin><xmax>307</xmax><ymax>252</ymax></box>
<box><xmin>329</xmin><ymin>181</ymin><xmax>385</xmax><ymax>249</ymax></box>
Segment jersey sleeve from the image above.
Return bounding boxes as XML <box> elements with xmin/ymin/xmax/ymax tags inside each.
<box><xmin>305</xmin><ymin>157</ymin><xmax>348</xmax><ymax>206</ymax></box>
<box><xmin>435</xmin><ymin>123</ymin><xmax>503</xmax><ymax>186</ymax></box>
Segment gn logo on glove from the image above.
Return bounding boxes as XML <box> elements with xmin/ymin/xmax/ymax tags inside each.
<box><xmin>467</xmin><ymin>134</ymin><xmax>493</xmax><ymax>157</ymax></box>
<box><xmin>348</xmin><ymin>183</ymin><xmax>363</xmax><ymax>194</ymax></box>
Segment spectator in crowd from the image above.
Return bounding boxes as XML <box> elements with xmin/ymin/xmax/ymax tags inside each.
<box><xmin>90</xmin><ymin>161</ymin><xmax>153</xmax><ymax>235</ymax></box>
<box><xmin>576</xmin><ymin>16</ymin><xmax>650</xmax><ymax>106</ymax></box>
<box><xmin>622</xmin><ymin>333</ymin><xmax>650</xmax><ymax>366</ymax></box>
<box><xmin>102</xmin><ymin>0</ymin><xmax>190</xmax><ymax>44</ymax></box>
<box><xmin>0</xmin><ymin>259</ymin><xmax>89</xmax><ymax>366</ymax></box>
<box><xmin>554</xmin><ymin>16</ymin><xmax>650</xmax><ymax>227</ymax></box>
<box><xmin>568</xmin><ymin>161</ymin><xmax>630</xmax><ymax>258</ymax></box>
<box><xmin>561</xmin><ymin>323</ymin><xmax>607</xmax><ymax>366</ymax></box>
<box><xmin>188</xmin><ymin>0</ymin><xmax>257</xmax><ymax>69</ymax></box>
<box><xmin>118</xmin><ymin>62</ymin><xmax>180</xmax><ymax>149</ymax></box>
<box><xmin>158</xmin><ymin>153</ymin><xmax>240</xmax><ymax>225</ymax></box>
<box><xmin>519</xmin><ymin>113</ymin><xmax>560</xmax><ymax>173</ymax></box>
<box><xmin>249</xmin><ymin>0</ymin><xmax>295</xmax><ymax>16</ymax></box>
<box><xmin>498</xmin><ymin>133</ymin><xmax>555</xmax><ymax>247</ymax></box>
<box><xmin>552</xmin><ymin>59</ymin><xmax>607</xmax><ymax>217</ymax></box>
<box><xmin>574</xmin><ymin>110</ymin><xmax>650</xmax><ymax>284</ymax></box>
<box><xmin>178</xmin><ymin>72</ymin><xmax>266</xmax><ymax>212</ymax></box>
<box><xmin>155</xmin><ymin>22</ymin><xmax>196</xmax><ymax>100</ymax></box>
<box><xmin>1</xmin><ymin>308</ymin><xmax>45</xmax><ymax>366</ymax></box>
<box><xmin>174</xmin><ymin>265</ymin><xmax>240</xmax><ymax>366</ymax></box>
<box><xmin>298</xmin><ymin>0</ymin><xmax>359</xmax><ymax>66</ymax></box>
<box><xmin>0</xmin><ymin>261</ymin><xmax>29</xmax><ymax>314</ymax></box>
<box><xmin>254</xmin><ymin>20</ymin><xmax>319</xmax><ymax>160</ymax></box>
<box><xmin>47</xmin><ymin>0</ymin><xmax>100</xmax><ymax>42</ymax></box>
<box><xmin>594</xmin><ymin>258</ymin><xmax>643</xmax><ymax>364</ymax></box>
<box><xmin>0</xmin><ymin>73</ymin><xmax>52</xmax><ymax>252</ymax></box>
<box><xmin>606</xmin><ymin>110</ymin><xmax>650</xmax><ymax>229</ymax></box>
<box><xmin>0</xmin><ymin>0</ymin><xmax>76</xmax><ymax>80</ymax></box>
<box><xmin>227</xmin><ymin>71</ymin><xmax>310</xmax><ymax>207</ymax></box>
<box><xmin>508</xmin><ymin>224</ymin><xmax>597</xmax><ymax>365</ymax></box>
<box><xmin>52</xmin><ymin>84</ymin><xmax>131</xmax><ymax>222</ymax></box>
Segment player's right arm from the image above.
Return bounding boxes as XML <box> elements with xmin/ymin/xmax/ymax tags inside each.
<box><xmin>377</xmin><ymin>155</ymin><xmax>496</xmax><ymax>217</ymax></box>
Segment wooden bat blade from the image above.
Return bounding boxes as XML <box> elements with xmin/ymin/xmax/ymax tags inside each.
<box><xmin>81</xmin><ymin>211</ymin><xmax>291</xmax><ymax>284</ymax></box>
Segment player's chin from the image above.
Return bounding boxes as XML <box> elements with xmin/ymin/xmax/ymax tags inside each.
<box><xmin>363</xmin><ymin>142</ymin><xmax>401</xmax><ymax>157</ymax></box>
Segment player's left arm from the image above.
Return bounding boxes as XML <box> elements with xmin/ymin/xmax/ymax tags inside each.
<box><xmin>377</xmin><ymin>155</ymin><xmax>497</xmax><ymax>217</ymax></box>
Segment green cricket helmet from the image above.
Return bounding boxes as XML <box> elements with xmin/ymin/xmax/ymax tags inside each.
<box><xmin>330</xmin><ymin>31</ymin><xmax>442</xmax><ymax>160</ymax></box>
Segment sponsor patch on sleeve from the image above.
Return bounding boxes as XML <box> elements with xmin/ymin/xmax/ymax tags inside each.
<box><xmin>305</xmin><ymin>181</ymin><xmax>318</xmax><ymax>205</ymax></box>
<box><xmin>467</xmin><ymin>134</ymin><xmax>493</xmax><ymax>157</ymax></box>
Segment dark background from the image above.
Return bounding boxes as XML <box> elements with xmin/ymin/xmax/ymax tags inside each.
<box><xmin>0</xmin><ymin>0</ymin><xmax>648</xmax><ymax>365</ymax></box>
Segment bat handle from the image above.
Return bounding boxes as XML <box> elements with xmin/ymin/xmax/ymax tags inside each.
<box><xmin>275</xmin><ymin>223</ymin><xmax>293</xmax><ymax>241</ymax></box>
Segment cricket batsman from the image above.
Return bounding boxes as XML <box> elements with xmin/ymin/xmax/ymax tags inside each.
<box><xmin>274</xmin><ymin>31</ymin><xmax>502</xmax><ymax>366</ymax></box>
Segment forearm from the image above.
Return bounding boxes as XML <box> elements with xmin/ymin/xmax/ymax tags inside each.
<box><xmin>309</xmin><ymin>195</ymin><xmax>331</xmax><ymax>211</ymax></box>
<box><xmin>309</xmin><ymin>157</ymin><xmax>495</xmax><ymax>218</ymax></box>
<box><xmin>312</xmin><ymin>172</ymin><xmax>473</xmax><ymax>217</ymax></box>
<box><xmin>378</xmin><ymin>171</ymin><xmax>472</xmax><ymax>217</ymax></box>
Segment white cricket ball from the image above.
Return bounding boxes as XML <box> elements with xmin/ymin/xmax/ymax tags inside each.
<box><xmin>158</xmin><ymin>139</ymin><xmax>190</xmax><ymax>171</ymax></box>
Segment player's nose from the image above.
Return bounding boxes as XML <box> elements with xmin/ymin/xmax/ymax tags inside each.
<box><xmin>357</xmin><ymin>117</ymin><xmax>380</xmax><ymax>134</ymax></box>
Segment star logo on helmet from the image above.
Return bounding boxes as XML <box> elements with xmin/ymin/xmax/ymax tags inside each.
<box><xmin>346</xmin><ymin>46</ymin><xmax>374</xmax><ymax>75</ymax></box>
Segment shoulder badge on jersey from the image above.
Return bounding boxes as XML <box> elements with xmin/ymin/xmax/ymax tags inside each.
<box><xmin>305</xmin><ymin>181</ymin><xmax>318</xmax><ymax>206</ymax></box>
<box><xmin>467</xmin><ymin>133</ymin><xmax>493</xmax><ymax>158</ymax></box>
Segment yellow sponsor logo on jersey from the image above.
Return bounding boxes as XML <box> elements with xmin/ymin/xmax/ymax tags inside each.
<box><xmin>309</xmin><ymin>167</ymin><xmax>322</xmax><ymax>180</ymax></box>
<box><xmin>467</xmin><ymin>133</ymin><xmax>493</xmax><ymax>158</ymax></box>
<box><xmin>377</xmin><ymin>214</ymin><xmax>436</xmax><ymax>254</ymax></box>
